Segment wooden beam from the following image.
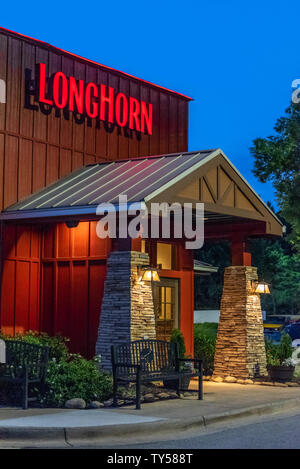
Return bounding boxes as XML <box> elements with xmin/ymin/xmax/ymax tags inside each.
<box><xmin>204</xmin><ymin>220</ymin><xmax>267</xmax><ymax>240</ymax></box>
<box><xmin>231</xmin><ymin>234</ymin><xmax>251</xmax><ymax>266</ymax></box>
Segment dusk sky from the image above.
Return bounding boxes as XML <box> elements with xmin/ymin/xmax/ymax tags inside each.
<box><xmin>1</xmin><ymin>1</ymin><xmax>298</xmax><ymax>208</ymax></box>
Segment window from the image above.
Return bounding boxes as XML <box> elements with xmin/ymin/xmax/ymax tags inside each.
<box><xmin>157</xmin><ymin>242</ymin><xmax>175</xmax><ymax>270</ymax></box>
<box><xmin>157</xmin><ymin>286</ymin><xmax>174</xmax><ymax>320</ymax></box>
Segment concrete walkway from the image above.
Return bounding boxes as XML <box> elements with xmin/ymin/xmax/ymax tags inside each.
<box><xmin>1</xmin><ymin>382</ymin><xmax>300</xmax><ymax>446</ymax></box>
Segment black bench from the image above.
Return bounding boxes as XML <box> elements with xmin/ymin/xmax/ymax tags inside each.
<box><xmin>0</xmin><ymin>340</ymin><xmax>49</xmax><ymax>409</ymax></box>
<box><xmin>111</xmin><ymin>339</ymin><xmax>203</xmax><ymax>409</ymax></box>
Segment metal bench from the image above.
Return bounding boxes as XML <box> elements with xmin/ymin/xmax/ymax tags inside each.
<box><xmin>0</xmin><ymin>340</ymin><xmax>49</xmax><ymax>409</ymax></box>
<box><xmin>111</xmin><ymin>339</ymin><xmax>203</xmax><ymax>409</ymax></box>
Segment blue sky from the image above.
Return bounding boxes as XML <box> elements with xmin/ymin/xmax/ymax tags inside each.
<box><xmin>1</xmin><ymin>1</ymin><xmax>298</xmax><ymax>208</ymax></box>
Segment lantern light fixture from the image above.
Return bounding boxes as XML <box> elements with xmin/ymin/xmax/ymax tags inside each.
<box><xmin>139</xmin><ymin>266</ymin><xmax>160</xmax><ymax>283</ymax></box>
<box><xmin>251</xmin><ymin>280</ymin><xmax>270</xmax><ymax>294</ymax></box>
<box><xmin>65</xmin><ymin>220</ymin><xmax>79</xmax><ymax>228</ymax></box>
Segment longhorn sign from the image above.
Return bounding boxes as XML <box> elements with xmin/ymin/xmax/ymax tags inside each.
<box><xmin>0</xmin><ymin>79</ymin><xmax>6</xmax><ymax>104</ymax></box>
<box><xmin>0</xmin><ymin>339</ymin><xmax>6</xmax><ymax>364</ymax></box>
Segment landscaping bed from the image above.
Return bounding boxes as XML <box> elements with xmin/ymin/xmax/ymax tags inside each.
<box><xmin>0</xmin><ymin>330</ymin><xmax>199</xmax><ymax>410</ymax></box>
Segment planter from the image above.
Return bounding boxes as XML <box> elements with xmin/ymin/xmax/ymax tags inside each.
<box><xmin>267</xmin><ymin>365</ymin><xmax>295</xmax><ymax>382</ymax></box>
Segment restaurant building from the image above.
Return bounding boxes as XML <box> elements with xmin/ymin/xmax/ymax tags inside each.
<box><xmin>0</xmin><ymin>27</ymin><xmax>283</xmax><ymax>377</ymax></box>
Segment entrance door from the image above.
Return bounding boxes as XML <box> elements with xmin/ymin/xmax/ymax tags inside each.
<box><xmin>153</xmin><ymin>278</ymin><xmax>179</xmax><ymax>342</ymax></box>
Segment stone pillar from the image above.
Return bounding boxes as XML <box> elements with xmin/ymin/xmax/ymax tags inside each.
<box><xmin>213</xmin><ymin>266</ymin><xmax>267</xmax><ymax>379</ymax></box>
<box><xmin>96</xmin><ymin>251</ymin><xmax>156</xmax><ymax>369</ymax></box>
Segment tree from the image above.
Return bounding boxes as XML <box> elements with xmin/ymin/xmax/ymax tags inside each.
<box><xmin>251</xmin><ymin>103</ymin><xmax>300</xmax><ymax>249</ymax></box>
<box><xmin>250</xmin><ymin>237</ymin><xmax>300</xmax><ymax>315</ymax></box>
<box><xmin>194</xmin><ymin>241</ymin><xmax>230</xmax><ymax>310</ymax></box>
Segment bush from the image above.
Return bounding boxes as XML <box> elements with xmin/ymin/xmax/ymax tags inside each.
<box><xmin>266</xmin><ymin>332</ymin><xmax>293</xmax><ymax>366</ymax></box>
<box><xmin>0</xmin><ymin>330</ymin><xmax>69</xmax><ymax>362</ymax></box>
<box><xmin>194</xmin><ymin>323</ymin><xmax>218</xmax><ymax>375</ymax></box>
<box><xmin>0</xmin><ymin>330</ymin><xmax>113</xmax><ymax>407</ymax></box>
<box><xmin>40</xmin><ymin>355</ymin><xmax>113</xmax><ymax>407</ymax></box>
<box><xmin>170</xmin><ymin>328</ymin><xmax>186</xmax><ymax>358</ymax></box>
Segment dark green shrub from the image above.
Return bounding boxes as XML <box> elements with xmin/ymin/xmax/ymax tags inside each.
<box><xmin>266</xmin><ymin>332</ymin><xmax>293</xmax><ymax>366</ymax></box>
<box><xmin>40</xmin><ymin>355</ymin><xmax>113</xmax><ymax>407</ymax></box>
<box><xmin>0</xmin><ymin>330</ymin><xmax>113</xmax><ymax>407</ymax></box>
<box><xmin>170</xmin><ymin>328</ymin><xmax>186</xmax><ymax>358</ymax></box>
<box><xmin>194</xmin><ymin>323</ymin><xmax>217</xmax><ymax>375</ymax></box>
<box><xmin>0</xmin><ymin>330</ymin><xmax>69</xmax><ymax>362</ymax></box>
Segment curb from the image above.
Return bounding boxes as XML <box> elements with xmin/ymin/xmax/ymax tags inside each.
<box><xmin>1</xmin><ymin>397</ymin><xmax>300</xmax><ymax>445</ymax></box>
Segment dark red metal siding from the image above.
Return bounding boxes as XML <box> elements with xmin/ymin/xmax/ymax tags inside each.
<box><xmin>0</xmin><ymin>224</ymin><xmax>41</xmax><ymax>336</ymax></box>
<box><xmin>1</xmin><ymin>221</ymin><xmax>110</xmax><ymax>357</ymax></box>
<box><xmin>0</xmin><ymin>29</ymin><xmax>190</xmax><ymax>211</ymax></box>
<box><xmin>40</xmin><ymin>222</ymin><xmax>110</xmax><ymax>356</ymax></box>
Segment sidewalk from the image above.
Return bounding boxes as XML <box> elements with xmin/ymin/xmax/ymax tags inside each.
<box><xmin>1</xmin><ymin>382</ymin><xmax>300</xmax><ymax>447</ymax></box>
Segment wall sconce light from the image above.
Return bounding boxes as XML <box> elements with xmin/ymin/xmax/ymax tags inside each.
<box><xmin>139</xmin><ymin>266</ymin><xmax>160</xmax><ymax>283</ymax></box>
<box><xmin>251</xmin><ymin>280</ymin><xmax>270</xmax><ymax>294</ymax></box>
<box><xmin>65</xmin><ymin>220</ymin><xmax>79</xmax><ymax>228</ymax></box>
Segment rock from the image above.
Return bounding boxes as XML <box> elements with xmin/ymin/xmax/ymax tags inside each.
<box><xmin>168</xmin><ymin>392</ymin><xmax>179</xmax><ymax>399</ymax></box>
<box><xmin>144</xmin><ymin>393</ymin><xmax>155</xmax><ymax>402</ymax></box>
<box><xmin>260</xmin><ymin>381</ymin><xmax>274</xmax><ymax>386</ymax></box>
<box><xmin>124</xmin><ymin>399</ymin><xmax>134</xmax><ymax>405</ymax></box>
<box><xmin>103</xmin><ymin>399</ymin><xmax>114</xmax><ymax>407</ymax></box>
<box><xmin>224</xmin><ymin>376</ymin><xmax>237</xmax><ymax>383</ymax></box>
<box><xmin>287</xmin><ymin>382</ymin><xmax>299</xmax><ymax>387</ymax></box>
<box><xmin>237</xmin><ymin>379</ymin><xmax>246</xmax><ymax>384</ymax></box>
<box><xmin>212</xmin><ymin>376</ymin><xmax>223</xmax><ymax>383</ymax></box>
<box><xmin>65</xmin><ymin>398</ymin><xmax>86</xmax><ymax>409</ymax></box>
<box><xmin>118</xmin><ymin>400</ymin><xmax>125</xmax><ymax>406</ymax></box>
<box><xmin>244</xmin><ymin>379</ymin><xmax>254</xmax><ymax>385</ymax></box>
<box><xmin>88</xmin><ymin>401</ymin><xmax>104</xmax><ymax>409</ymax></box>
<box><xmin>157</xmin><ymin>392</ymin><xmax>169</xmax><ymax>400</ymax></box>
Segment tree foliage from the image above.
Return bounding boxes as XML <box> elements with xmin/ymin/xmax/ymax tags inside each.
<box><xmin>195</xmin><ymin>221</ymin><xmax>300</xmax><ymax>315</ymax></box>
<box><xmin>250</xmin><ymin>236</ymin><xmax>300</xmax><ymax>314</ymax></box>
<box><xmin>194</xmin><ymin>240</ymin><xmax>230</xmax><ymax>309</ymax></box>
<box><xmin>194</xmin><ymin>103</ymin><xmax>300</xmax><ymax>315</ymax></box>
<box><xmin>251</xmin><ymin>103</ymin><xmax>300</xmax><ymax>248</ymax></box>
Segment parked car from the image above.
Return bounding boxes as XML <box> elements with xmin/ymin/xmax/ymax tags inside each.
<box><xmin>283</xmin><ymin>323</ymin><xmax>300</xmax><ymax>341</ymax></box>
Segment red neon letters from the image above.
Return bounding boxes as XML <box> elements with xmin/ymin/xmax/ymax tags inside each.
<box><xmin>37</xmin><ymin>63</ymin><xmax>153</xmax><ymax>135</ymax></box>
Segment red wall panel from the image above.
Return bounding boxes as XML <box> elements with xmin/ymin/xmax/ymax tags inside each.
<box><xmin>1</xmin><ymin>225</ymin><xmax>41</xmax><ymax>336</ymax></box>
<box><xmin>0</xmin><ymin>259</ymin><xmax>16</xmax><ymax>335</ymax></box>
<box><xmin>41</xmin><ymin>221</ymin><xmax>109</xmax><ymax>357</ymax></box>
<box><xmin>1</xmin><ymin>221</ymin><xmax>110</xmax><ymax>357</ymax></box>
<box><xmin>15</xmin><ymin>261</ymin><xmax>30</xmax><ymax>333</ymax></box>
<box><xmin>41</xmin><ymin>262</ymin><xmax>54</xmax><ymax>334</ymax></box>
<box><xmin>29</xmin><ymin>262</ymin><xmax>40</xmax><ymax>331</ymax></box>
<box><xmin>55</xmin><ymin>261</ymin><xmax>71</xmax><ymax>338</ymax></box>
<box><xmin>0</xmin><ymin>28</ymin><xmax>190</xmax><ymax>211</ymax></box>
<box><xmin>88</xmin><ymin>261</ymin><xmax>106</xmax><ymax>358</ymax></box>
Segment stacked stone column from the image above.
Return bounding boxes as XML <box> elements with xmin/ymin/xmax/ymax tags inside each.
<box><xmin>213</xmin><ymin>266</ymin><xmax>267</xmax><ymax>379</ymax></box>
<box><xmin>96</xmin><ymin>251</ymin><xmax>156</xmax><ymax>370</ymax></box>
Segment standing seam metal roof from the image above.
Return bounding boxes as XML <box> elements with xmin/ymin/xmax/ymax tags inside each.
<box><xmin>6</xmin><ymin>151</ymin><xmax>216</xmax><ymax>212</ymax></box>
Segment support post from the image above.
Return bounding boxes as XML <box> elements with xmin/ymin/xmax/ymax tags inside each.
<box><xmin>213</xmin><ymin>266</ymin><xmax>267</xmax><ymax>379</ymax></box>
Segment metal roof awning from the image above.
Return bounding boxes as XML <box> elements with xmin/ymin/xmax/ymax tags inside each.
<box><xmin>0</xmin><ymin>148</ymin><xmax>283</xmax><ymax>238</ymax></box>
<box><xmin>0</xmin><ymin>150</ymin><xmax>215</xmax><ymax>219</ymax></box>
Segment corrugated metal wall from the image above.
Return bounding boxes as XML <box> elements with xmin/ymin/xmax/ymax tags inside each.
<box><xmin>1</xmin><ymin>221</ymin><xmax>110</xmax><ymax>357</ymax></box>
<box><xmin>0</xmin><ymin>29</ymin><xmax>189</xmax><ymax>211</ymax></box>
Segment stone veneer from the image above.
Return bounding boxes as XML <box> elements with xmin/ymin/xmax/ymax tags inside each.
<box><xmin>213</xmin><ymin>266</ymin><xmax>268</xmax><ymax>379</ymax></box>
<box><xmin>96</xmin><ymin>251</ymin><xmax>156</xmax><ymax>369</ymax></box>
